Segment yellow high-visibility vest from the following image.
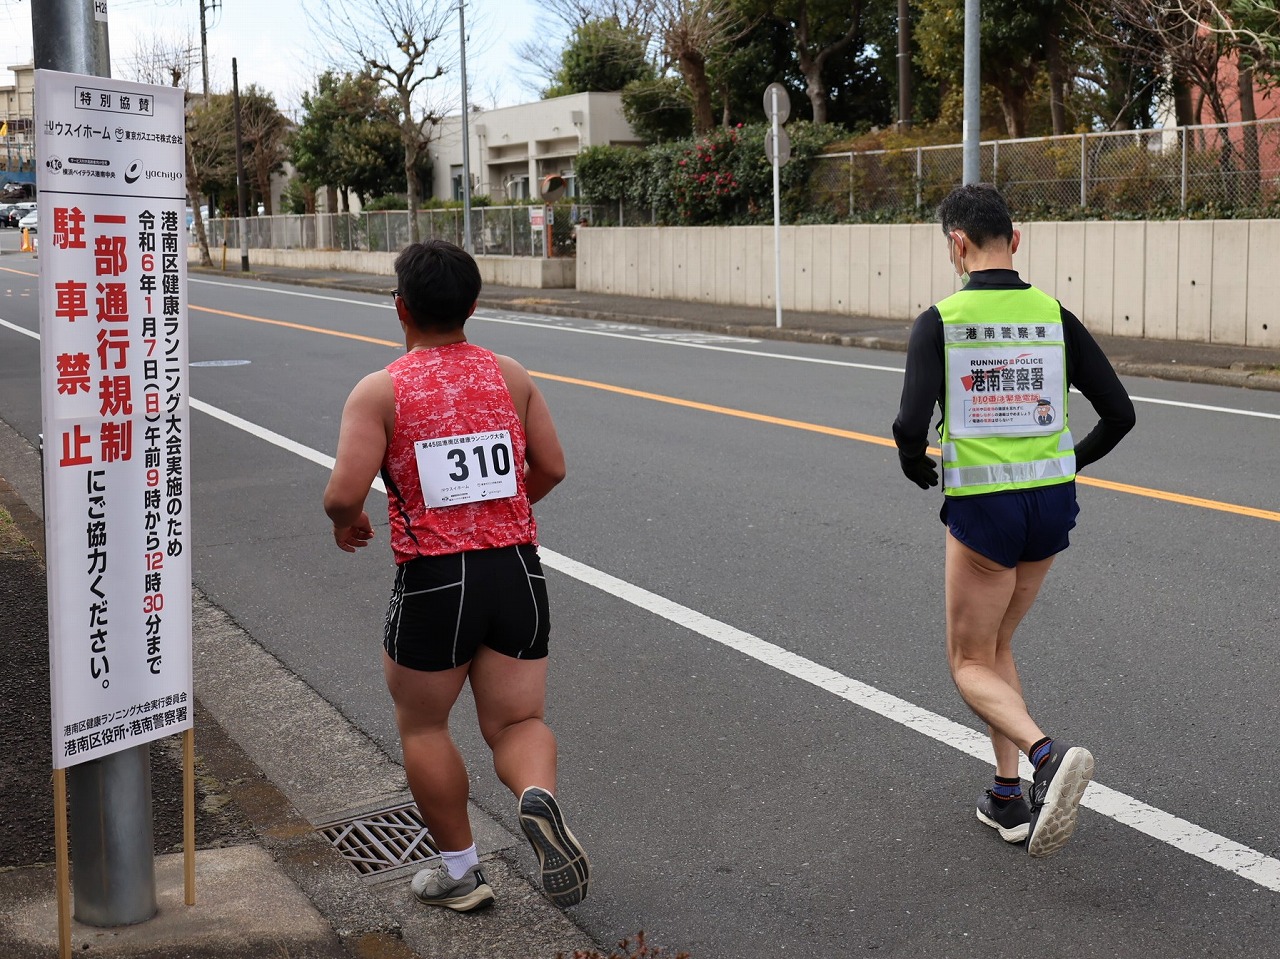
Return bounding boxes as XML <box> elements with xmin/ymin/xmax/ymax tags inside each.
<box><xmin>938</xmin><ymin>286</ymin><xmax>1075</xmax><ymax>497</ymax></box>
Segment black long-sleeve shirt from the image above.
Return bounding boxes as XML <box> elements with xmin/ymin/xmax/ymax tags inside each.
<box><xmin>892</xmin><ymin>269</ymin><xmax>1136</xmax><ymax>476</ymax></box>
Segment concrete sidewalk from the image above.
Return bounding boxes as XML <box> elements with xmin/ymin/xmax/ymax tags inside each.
<box><xmin>189</xmin><ymin>260</ymin><xmax>1280</xmax><ymax>392</ymax></box>
<box><xmin>0</xmin><ymin>416</ymin><xmax>597</xmax><ymax>959</ymax></box>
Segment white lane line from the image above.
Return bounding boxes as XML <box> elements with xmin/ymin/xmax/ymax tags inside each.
<box><xmin>0</xmin><ymin>317</ymin><xmax>38</xmax><ymax>340</ymax></box>
<box><xmin>191</xmin><ymin>277</ymin><xmax>392</xmax><ymax>310</ymax></box>
<box><xmin>183</xmin><ymin>396</ymin><xmax>1280</xmax><ymax>893</ymax></box>
<box><xmin>188</xmin><ymin>278</ymin><xmax>1280</xmax><ymax>420</ymax></box>
<box><xmin>1105</xmin><ymin>392</ymin><xmax>1280</xmax><ymax>421</ymax></box>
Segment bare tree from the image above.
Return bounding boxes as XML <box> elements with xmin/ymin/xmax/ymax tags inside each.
<box><xmin>514</xmin><ymin>0</ymin><xmax>663</xmax><ymax>97</ymax></box>
<box><xmin>779</xmin><ymin>0</ymin><xmax>867</xmax><ymax>126</ymax></box>
<box><xmin>121</xmin><ymin>32</ymin><xmax>215</xmax><ymax>267</ymax></box>
<box><xmin>238</xmin><ymin>87</ymin><xmax>290</xmax><ymax>216</ymax></box>
<box><xmin>312</xmin><ymin>0</ymin><xmax>454</xmax><ymax>242</ymax></box>
<box><xmin>654</xmin><ymin>0</ymin><xmax>745</xmax><ymax>134</ymax></box>
<box><xmin>1082</xmin><ymin>1</ymin><xmax>1237</xmax><ymax>127</ymax></box>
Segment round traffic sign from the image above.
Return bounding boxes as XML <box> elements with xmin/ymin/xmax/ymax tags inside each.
<box><xmin>765</xmin><ymin>127</ymin><xmax>792</xmax><ymax>166</ymax></box>
<box><xmin>763</xmin><ymin>83</ymin><xmax>790</xmax><ymax>124</ymax></box>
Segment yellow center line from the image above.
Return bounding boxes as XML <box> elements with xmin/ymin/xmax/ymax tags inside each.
<box><xmin>17</xmin><ymin>289</ymin><xmax>1280</xmax><ymax>524</ymax></box>
<box><xmin>190</xmin><ymin>305</ymin><xmax>401</xmax><ymax>348</ymax></box>
<box><xmin>530</xmin><ymin>370</ymin><xmax>898</xmax><ymax>449</ymax></box>
<box><xmin>0</xmin><ymin>266</ymin><xmax>38</xmax><ymax>277</ymax></box>
<box><xmin>529</xmin><ymin>379</ymin><xmax>1280</xmax><ymax>524</ymax></box>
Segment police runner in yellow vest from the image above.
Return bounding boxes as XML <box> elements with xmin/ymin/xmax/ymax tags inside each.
<box><xmin>892</xmin><ymin>185</ymin><xmax>1135</xmax><ymax>858</ymax></box>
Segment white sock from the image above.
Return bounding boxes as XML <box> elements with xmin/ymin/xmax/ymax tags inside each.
<box><xmin>441</xmin><ymin>844</ymin><xmax>479</xmax><ymax>880</ymax></box>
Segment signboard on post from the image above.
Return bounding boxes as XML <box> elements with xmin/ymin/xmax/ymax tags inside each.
<box><xmin>35</xmin><ymin>69</ymin><xmax>193</xmax><ymax>770</ymax></box>
<box><xmin>763</xmin><ymin>82</ymin><xmax>791</xmax><ymax>330</ymax></box>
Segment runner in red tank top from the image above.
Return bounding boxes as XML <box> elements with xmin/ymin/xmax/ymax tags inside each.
<box><xmin>324</xmin><ymin>241</ymin><xmax>589</xmax><ymax>912</ymax></box>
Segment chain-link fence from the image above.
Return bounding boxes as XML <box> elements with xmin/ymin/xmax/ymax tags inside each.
<box><xmin>808</xmin><ymin>118</ymin><xmax>1280</xmax><ymax>221</ymax></box>
<box><xmin>200</xmin><ymin>203</ymin><xmax>616</xmax><ymax>257</ymax></box>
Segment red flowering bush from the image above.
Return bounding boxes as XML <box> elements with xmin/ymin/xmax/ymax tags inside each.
<box><xmin>671</xmin><ymin>125</ymin><xmax>747</xmax><ymax>224</ymax></box>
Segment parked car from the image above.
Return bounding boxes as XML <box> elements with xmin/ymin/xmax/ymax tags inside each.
<box><xmin>7</xmin><ymin>202</ymin><xmax>35</xmax><ymax>228</ymax></box>
<box><xmin>18</xmin><ymin>209</ymin><xmax>36</xmax><ymax>232</ymax></box>
<box><xmin>0</xmin><ymin>204</ymin><xmax>19</xmax><ymax>227</ymax></box>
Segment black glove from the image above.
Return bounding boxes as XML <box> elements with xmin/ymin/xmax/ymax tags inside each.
<box><xmin>899</xmin><ymin>452</ymin><xmax>939</xmax><ymax>489</ymax></box>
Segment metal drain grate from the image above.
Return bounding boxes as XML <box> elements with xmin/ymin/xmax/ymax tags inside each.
<box><xmin>318</xmin><ymin>802</ymin><xmax>438</xmax><ymax>876</ymax></box>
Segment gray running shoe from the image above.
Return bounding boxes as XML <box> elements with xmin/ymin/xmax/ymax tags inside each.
<box><xmin>976</xmin><ymin>788</ymin><xmax>1031</xmax><ymax>843</ymax></box>
<box><xmin>1026</xmin><ymin>743</ymin><xmax>1095</xmax><ymax>858</ymax></box>
<box><xmin>411</xmin><ymin>861</ymin><xmax>495</xmax><ymax>912</ymax></box>
<box><xmin>519</xmin><ymin>786</ymin><xmax>590</xmax><ymax>907</ymax></box>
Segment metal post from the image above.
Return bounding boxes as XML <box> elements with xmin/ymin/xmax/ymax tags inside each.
<box><xmin>916</xmin><ymin>147</ymin><xmax>923</xmax><ymax>210</ymax></box>
<box><xmin>32</xmin><ymin>0</ymin><xmax>158</xmax><ymax>928</ymax></box>
<box><xmin>232</xmin><ymin>58</ymin><xmax>249</xmax><ymax>271</ymax></box>
<box><xmin>897</xmin><ymin>0</ymin><xmax>912</xmax><ymax>132</ymax></box>
<box><xmin>962</xmin><ymin>0</ymin><xmax>980</xmax><ymax>184</ymax></box>
<box><xmin>1181</xmin><ymin>126</ymin><xmax>1189</xmax><ymax>211</ymax></box>
<box><xmin>771</xmin><ymin>85</ymin><xmax>782</xmax><ymax>329</ymax></box>
<box><xmin>1080</xmin><ymin>132</ymin><xmax>1087</xmax><ymax>208</ymax></box>
<box><xmin>67</xmin><ymin>748</ymin><xmax>157</xmax><ymax>926</ymax></box>
<box><xmin>458</xmin><ymin>0</ymin><xmax>473</xmax><ymax>254</ymax></box>
<box><xmin>992</xmin><ymin>139</ymin><xmax>999</xmax><ymax>188</ymax></box>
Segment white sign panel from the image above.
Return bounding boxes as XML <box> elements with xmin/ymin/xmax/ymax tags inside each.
<box><xmin>415</xmin><ymin>430</ymin><xmax>518</xmax><ymax>507</ymax></box>
<box><xmin>35</xmin><ymin>70</ymin><xmax>192</xmax><ymax>769</ymax></box>
<box><xmin>945</xmin><ymin>346</ymin><xmax>1065</xmax><ymax>437</ymax></box>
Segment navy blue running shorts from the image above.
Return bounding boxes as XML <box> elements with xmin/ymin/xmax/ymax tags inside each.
<box><xmin>940</xmin><ymin>481</ymin><xmax>1079</xmax><ymax>569</ymax></box>
<box><xmin>383</xmin><ymin>543</ymin><xmax>550</xmax><ymax>671</ymax></box>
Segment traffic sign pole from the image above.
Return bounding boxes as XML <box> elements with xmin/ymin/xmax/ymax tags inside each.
<box><xmin>32</xmin><ymin>0</ymin><xmax>160</xmax><ymax>937</ymax></box>
<box><xmin>771</xmin><ymin>87</ymin><xmax>782</xmax><ymax>329</ymax></box>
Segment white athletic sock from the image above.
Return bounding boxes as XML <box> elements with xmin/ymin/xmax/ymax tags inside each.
<box><xmin>441</xmin><ymin>844</ymin><xmax>479</xmax><ymax>880</ymax></box>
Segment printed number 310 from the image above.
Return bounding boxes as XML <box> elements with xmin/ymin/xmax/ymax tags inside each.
<box><xmin>447</xmin><ymin>443</ymin><xmax>512</xmax><ymax>482</ymax></box>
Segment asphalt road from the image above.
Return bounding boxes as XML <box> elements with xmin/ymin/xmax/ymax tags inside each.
<box><xmin>3</xmin><ymin>258</ymin><xmax>1280</xmax><ymax>958</ymax></box>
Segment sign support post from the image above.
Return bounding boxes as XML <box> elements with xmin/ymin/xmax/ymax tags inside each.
<box><xmin>771</xmin><ymin>87</ymin><xmax>781</xmax><ymax>329</ymax></box>
<box><xmin>762</xmin><ymin>83</ymin><xmax>791</xmax><ymax>329</ymax></box>
<box><xmin>34</xmin><ymin>2</ymin><xmax>195</xmax><ymax>947</ymax></box>
<box><xmin>32</xmin><ymin>0</ymin><xmax>160</xmax><ymax>936</ymax></box>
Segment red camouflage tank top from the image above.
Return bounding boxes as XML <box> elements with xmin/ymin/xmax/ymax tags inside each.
<box><xmin>382</xmin><ymin>342</ymin><xmax>537</xmax><ymax>563</ymax></box>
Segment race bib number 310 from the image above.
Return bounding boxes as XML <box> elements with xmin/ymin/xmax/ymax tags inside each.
<box><xmin>415</xmin><ymin>430</ymin><xmax>518</xmax><ymax>507</ymax></box>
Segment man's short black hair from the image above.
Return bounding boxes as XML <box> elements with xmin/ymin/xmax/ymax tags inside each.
<box><xmin>394</xmin><ymin>240</ymin><xmax>482</xmax><ymax>332</ymax></box>
<box><xmin>937</xmin><ymin>183</ymin><xmax>1014</xmax><ymax>248</ymax></box>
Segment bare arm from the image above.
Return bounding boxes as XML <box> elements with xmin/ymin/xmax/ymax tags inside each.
<box><xmin>495</xmin><ymin>354</ymin><xmax>566</xmax><ymax>504</ymax></box>
<box><xmin>323</xmin><ymin>370</ymin><xmax>394</xmax><ymax>551</ymax></box>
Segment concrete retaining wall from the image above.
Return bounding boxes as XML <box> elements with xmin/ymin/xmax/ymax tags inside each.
<box><xmin>576</xmin><ymin>221</ymin><xmax>1280</xmax><ymax>349</ymax></box>
<box><xmin>203</xmin><ymin>247</ymin><xmax>577</xmax><ymax>289</ymax></box>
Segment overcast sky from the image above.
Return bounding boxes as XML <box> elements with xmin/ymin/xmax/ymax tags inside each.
<box><xmin>1</xmin><ymin>0</ymin><xmax>554</xmax><ymax>117</ymax></box>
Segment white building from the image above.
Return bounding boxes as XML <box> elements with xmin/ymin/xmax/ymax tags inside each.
<box><xmin>0</xmin><ymin>62</ymin><xmax>36</xmax><ymax>177</ymax></box>
<box><xmin>427</xmin><ymin>91</ymin><xmax>642</xmax><ymax>202</ymax></box>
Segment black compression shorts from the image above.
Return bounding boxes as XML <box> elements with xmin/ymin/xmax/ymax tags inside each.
<box><xmin>383</xmin><ymin>543</ymin><xmax>551</xmax><ymax>671</ymax></box>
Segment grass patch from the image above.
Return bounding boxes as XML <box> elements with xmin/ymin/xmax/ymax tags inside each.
<box><xmin>0</xmin><ymin>504</ymin><xmax>38</xmax><ymax>559</ymax></box>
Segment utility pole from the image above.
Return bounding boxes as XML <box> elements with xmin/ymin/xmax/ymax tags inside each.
<box><xmin>962</xmin><ymin>0</ymin><xmax>980</xmax><ymax>184</ymax></box>
<box><xmin>32</xmin><ymin>0</ymin><xmax>158</xmax><ymax>927</ymax></box>
<box><xmin>198</xmin><ymin>0</ymin><xmax>210</xmax><ymax>98</ymax></box>
<box><xmin>232</xmin><ymin>57</ymin><xmax>249</xmax><ymax>272</ymax></box>
<box><xmin>897</xmin><ymin>0</ymin><xmax>912</xmax><ymax>132</ymax></box>
<box><xmin>458</xmin><ymin>0</ymin><xmax>473</xmax><ymax>254</ymax></box>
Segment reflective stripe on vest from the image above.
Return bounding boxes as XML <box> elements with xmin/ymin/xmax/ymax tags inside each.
<box><xmin>938</xmin><ymin>286</ymin><xmax>1075</xmax><ymax>497</ymax></box>
<box><xmin>943</xmin><ymin>452</ymin><xmax>1076</xmax><ymax>490</ymax></box>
